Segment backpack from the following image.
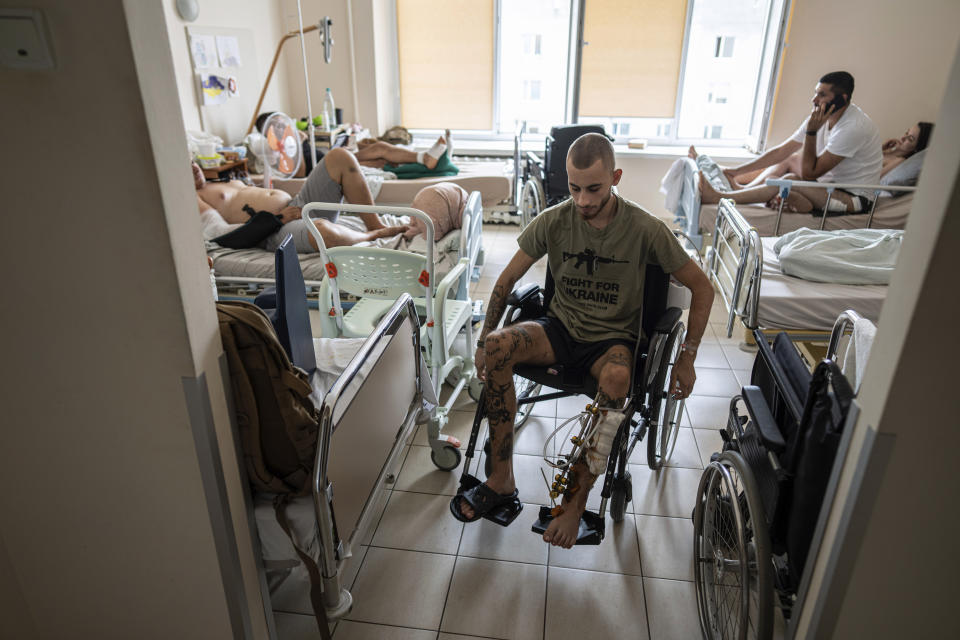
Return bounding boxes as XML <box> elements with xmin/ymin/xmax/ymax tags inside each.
<box><xmin>216</xmin><ymin>300</ymin><xmax>332</xmax><ymax>639</ymax></box>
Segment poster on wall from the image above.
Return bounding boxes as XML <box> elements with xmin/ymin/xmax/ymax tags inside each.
<box><xmin>189</xmin><ymin>34</ymin><xmax>217</xmax><ymax>68</ymax></box>
<box><xmin>199</xmin><ymin>74</ymin><xmax>231</xmax><ymax>105</ymax></box>
<box><xmin>216</xmin><ymin>35</ymin><xmax>243</xmax><ymax>67</ymax></box>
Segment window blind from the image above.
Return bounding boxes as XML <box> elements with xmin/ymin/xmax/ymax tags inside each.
<box><xmin>396</xmin><ymin>0</ymin><xmax>495</xmax><ymax>130</ymax></box>
<box><xmin>578</xmin><ymin>0</ymin><xmax>688</xmax><ymax>119</ymax></box>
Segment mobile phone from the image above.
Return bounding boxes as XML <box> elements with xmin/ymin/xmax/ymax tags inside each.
<box><xmin>829</xmin><ymin>92</ymin><xmax>847</xmax><ymax>110</ymax></box>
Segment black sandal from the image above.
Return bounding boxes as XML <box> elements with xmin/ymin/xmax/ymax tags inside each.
<box><xmin>449</xmin><ymin>475</ymin><xmax>523</xmax><ymax>527</ymax></box>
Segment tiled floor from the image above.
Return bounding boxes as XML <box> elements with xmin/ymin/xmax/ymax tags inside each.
<box><xmin>277</xmin><ymin>222</ymin><xmax>763</xmax><ymax>639</ymax></box>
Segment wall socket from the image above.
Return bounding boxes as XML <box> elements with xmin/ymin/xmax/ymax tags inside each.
<box><xmin>0</xmin><ymin>9</ymin><xmax>55</xmax><ymax>70</ymax></box>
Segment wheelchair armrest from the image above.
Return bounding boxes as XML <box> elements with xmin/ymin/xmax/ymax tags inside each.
<box><xmin>651</xmin><ymin>307</ymin><xmax>683</xmax><ymax>334</ymax></box>
<box><xmin>742</xmin><ymin>385</ymin><xmax>786</xmax><ymax>454</ymax></box>
<box><xmin>507</xmin><ymin>282</ymin><xmax>541</xmax><ymax>306</ymax></box>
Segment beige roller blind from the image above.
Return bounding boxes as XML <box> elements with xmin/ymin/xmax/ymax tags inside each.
<box><xmin>578</xmin><ymin>0</ymin><xmax>688</xmax><ymax>118</ymax></box>
<box><xmin>397</xmin><ymin>0</ymin><xmax>494</xmax><ymax>130</ymax></box>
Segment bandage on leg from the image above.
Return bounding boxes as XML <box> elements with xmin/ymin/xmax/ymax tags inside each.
<box><xmin>584</xmin><ymin>409</ymin><xmax>624</xmax><ymax>475</ymax></box>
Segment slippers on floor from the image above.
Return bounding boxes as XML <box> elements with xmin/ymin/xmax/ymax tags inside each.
<box><xmin>449</xmin><ymin>475</ymin><xmax>523</xmax><ymax>526</ymax></box>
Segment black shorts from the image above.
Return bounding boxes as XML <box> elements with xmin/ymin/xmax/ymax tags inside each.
<box><xmin>533</xmin><ymin>315</ymin><xmax>638</xmax><ymax>372</ymax></box>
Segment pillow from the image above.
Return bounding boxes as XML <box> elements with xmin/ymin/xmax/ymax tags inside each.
<box><xmin>880</xmin><ymin>149</ymin><xmax>926</xmax><ymax>188</ymax></box>
<box><xmin>696</xmin><ymin>154</ymin><xmax>732</xmax><ymax>191</ymax></box>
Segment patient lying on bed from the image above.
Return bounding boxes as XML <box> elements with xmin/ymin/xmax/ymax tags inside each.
<box><xmin>195</xmin><ymin>147</ymin><xmax>407</xmax><ymax>251</ymax></box>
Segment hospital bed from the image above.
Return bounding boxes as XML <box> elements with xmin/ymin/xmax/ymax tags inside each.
<box><xmin>675</xmin><ymin>157</ymin><xmax>916</xmax><ymax>247</ymax></box>
<box><xmin>707</xmin><ymin>199</ymin><xmax>887</xmax><ymax>341</ymax></box>
<box><xmin>211</xmin><ymin>190</ymin><xmax>485</xmax><ymax>303</ymax></box>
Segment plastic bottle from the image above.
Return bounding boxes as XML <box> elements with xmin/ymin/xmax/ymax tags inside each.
<box><xmin>322</xmin><ymin>88</ymin><xmax>336</xmax><ymax>131</ymax></box>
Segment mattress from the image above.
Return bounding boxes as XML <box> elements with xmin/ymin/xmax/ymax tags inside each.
<box><xmin>209</xmin><ymin>214</ymin><xmax>464</xmax><ymax>283</ymax></box>
<box><xmin>699</xmin><ymin>193</ymin><xmax>912</xmax><ymax>237</ymax></box>
<box><xmin>270</xmin><ymin>158</ymin><xmax>514</xmax><ymax>207</ymax></box>
<box><xmin>755</xmin><ymin>237</ymin><xmax>886</xmax><ymax>332</ymax></box>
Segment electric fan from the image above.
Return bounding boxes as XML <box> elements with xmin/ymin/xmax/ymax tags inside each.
<box><xmin>260</xmin><ymin>112</ymin><xmax>302</xmax><ymax>188</ymax></box>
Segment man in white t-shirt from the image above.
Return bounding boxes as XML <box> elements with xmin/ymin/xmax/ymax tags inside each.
<box><xmin>700</xmin><ymin>71</ymin><xmax>883</xmax><ymax>213</ymax></box>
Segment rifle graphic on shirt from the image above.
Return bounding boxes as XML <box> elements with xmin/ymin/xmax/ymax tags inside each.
<box><xmin>561</xmin><ymin>248</ymin><xmax>629</xmax><ymax>275</ymax></box>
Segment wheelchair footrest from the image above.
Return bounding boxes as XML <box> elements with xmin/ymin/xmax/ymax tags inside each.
<box><xmin>530</xmin><ymin>506</ymin><xmax>605</xmax><ymax>545</ymax></box>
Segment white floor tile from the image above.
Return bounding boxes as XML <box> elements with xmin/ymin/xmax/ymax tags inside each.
<box><xmin>630</xmin><ymin>426</ymin><xmax>703</xmax><ymax>470</ymax></box>
<box><xmin>271</xmin><ymin>546</ymin><xmax>369</xmax><ymax>616</ymax></box>
<box><xmin>372</xmin><ymin>491</ymin><xmax>464</xmax><ymax>555</ymax></box>
<box><xmin>348</xmin><ymin>547</ymin><xmax>455</xmax><ymax>629</ymax></box>
<box><xmin>544</xmin><ymin>567</ymin><xmax>649</xmax><ymax>640</ymax></box>
<box><xmin>721</xmin><ymin>342</ymin><xmax>759</xmax><ymax>370</ymax></box>
<box><xmin>643</xmin><ymin>578</ymin><xmax>701</xmax><ymax>640</ymax></box>
<box><xmin>733</xmin><ymin>368</ymin><xmax>753</xmax><ymax>387</ymax></box>
<box><xmin>394</xmin><ymin>445</ymin><xmax>463</xmax><ymax>496</ymax></box>
<box><xmin>685</xmin><ymin>395</ymin><xmax>733</xmax><ymax>430</ymax></box>
<box><xmin>636</xmin><ymin>515</ymin><xmax>695</xmax><ymax>581</ymax></box>
<box><xmin>440</xmin><ymin>557</ymin><xmax>547</xmax><ymax>640</ymax></box>
<box><xmin>693</xmin><ymin>429</ymin><xmax>724</xmax><ymax>468</ymax></box>
<box><xmin>333</xmin><ymin>621</ymin><xmax>436</xmax><ymax>640</ymax></box>
<box><xmin>694</xmin><ymin>343</ymin><xmax>730</xmax><ymax>369</ymax></box>
<box><xmin>548</xmin><ymin>513</ymin><xmax>643</xmax><ymax>576</ymax></box>
<box><xmin>471</xmin><ymin>452</ymin><xmax>553</xmax><ymax>506</ymax></box>
<box><xmin>630</xmin><ymin>465</ymin><xmax>702</xmax><ymax>519</ymax></box>
<box><xmin>692</xmin><ymin>367</ymin><xmax>740</xmax><ymax>398</ymax></box>
<box><xmin>457</xmin><ymin>503</ymin><xmax>549</xmax><ymax>565</ymax></box>
<box><xmin>513</xmin><ymin>414</ymin><xmax>559</xmax><ymax>456</ymax></box>
<box><xmin>439</xmin><ymin>634</ymin><xmax>500</xmax><ymax>640</ymax></box>
<box><xmin>556</xmin><ymin>393</ymin><xmax>593</xmax><ymax>420</ymax></box>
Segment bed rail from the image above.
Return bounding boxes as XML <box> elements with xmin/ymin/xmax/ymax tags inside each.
<box><xmin>460</xmin><ymin>190</ymin><xmax>484</xmax><ymax>299</ymax></box>
<box><xmin>708</xmin><ymin>199</ymin><xmax>762</xmax><ymax>337</ymax></box>
<box><xmin>311</xmin><ymin>293</ymin><xmax>423</xmax><ymax>617</ymax></box>
<box><xmin>765</xmin><ymin>178</ymin><xmax>917</xmax><ymax>235</ymax></box>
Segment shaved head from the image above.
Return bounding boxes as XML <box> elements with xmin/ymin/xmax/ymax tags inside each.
<box><xmin>567</xmin><ymin>133</ymin><xmax>615</xmax><ymax>173</ymax></box>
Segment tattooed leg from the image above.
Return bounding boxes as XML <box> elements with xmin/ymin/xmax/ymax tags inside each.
<box><xmin>458</xmin><ymin>322</ymin><xmax>554</xmax><ymax>520</ymax></box>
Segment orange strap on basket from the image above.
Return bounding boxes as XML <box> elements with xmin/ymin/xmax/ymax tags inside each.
<box><xmin>325</xmin><ymin>262</ymin><xmax>338</xmax><ymax>278</ymax></box>
<box><xmin>418</xmin><ymin>270</ymin><xmax>430</xmax><ymax>287</ymax></box>
<box><xmin>328</xmin><ymin>308</ymin><xmax>337</xmax><ymax>316</ymax></box>
<box><xmin>427</xmin><ymin>321</ymin><xmax>434</xmax><ymax>327</ymax></box>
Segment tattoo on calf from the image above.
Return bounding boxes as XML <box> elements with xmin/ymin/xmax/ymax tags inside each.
<box><xmin>485</xmin><ymin>379</ymin><xmax>515</xmax><ymax>427</ymax></box>
<box><xmin>596</xmin><ymin>389</ymin><xmax>626</xmax><ymax>409</ymax></box>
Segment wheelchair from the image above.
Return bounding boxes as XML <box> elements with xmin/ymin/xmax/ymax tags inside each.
<box><xmin>693</xmin><ymin>327</ymin><xmax>856</xmax><ymax>638</ymax></box>
<box><xmin>519</xmin><ymin>124</ymin><xmax>611</xmax><ymax>227</ymax></box>
<box><xmin>457</xmin><ymin>262</ymin><xmax>688</xmax><ymax>544</ymax></box>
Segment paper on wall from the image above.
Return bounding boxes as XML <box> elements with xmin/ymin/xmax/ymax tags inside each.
<box><xmin>200</xmin><ymin>73</ymin><xmax>230</xmax><ymax>105</ymax></box>
<box><xmin>190</xmin><ymin>34</ymin><xmax>217</xmax><ymax>68</ymax></box>
<box><xmin>216</xmin><ymin>35</ymin><xmax>243</xmax><ymax>67</ymax></box>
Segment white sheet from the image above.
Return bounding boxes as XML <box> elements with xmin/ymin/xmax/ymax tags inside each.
<box><xmin>773</xmin><ymin>228</ymin><xmax>903</xmax><ymax>285</ymax></box>
<box><xmin>756</xmin><ymin>237</ymin><xmax>887</xmax><ymax>332</ymax></box>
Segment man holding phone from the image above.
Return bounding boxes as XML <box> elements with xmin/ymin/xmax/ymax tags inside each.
<box><xmin>699</xmin><ymin>71</ymin><xmax>883</xmax><ymax>214</ymax></box>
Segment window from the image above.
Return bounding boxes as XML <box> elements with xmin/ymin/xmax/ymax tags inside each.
<box><xmin>397</xmin><ymin>0</ymin><xmax>788</xmax><ymax>147</ymax></box>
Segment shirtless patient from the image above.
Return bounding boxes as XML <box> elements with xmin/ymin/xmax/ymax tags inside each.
<box><xmin>195</xmin><ymin>147</ymin><xmax>405</xmax><ymax>251</ymax></box>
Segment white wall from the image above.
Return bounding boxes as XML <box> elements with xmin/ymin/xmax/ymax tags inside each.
<box><xmin>0</xmin><ymin>1</ymin><xmax>266</xmax><ymax>637</ymax></box>
<box><xmin>164</xmin><ymin>0</ymin><xmax>292</xmax><ymax>143</ymax></box>
<box><xmin>769</xmin><ymin>0</ymin><xmax>960</xmax><ymax>143</ymax></box>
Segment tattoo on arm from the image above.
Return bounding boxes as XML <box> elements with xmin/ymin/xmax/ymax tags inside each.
<box><xmin>482</xmin><ymin>284</ymin><xmax>508</xmax><ymax>336</ymax></box>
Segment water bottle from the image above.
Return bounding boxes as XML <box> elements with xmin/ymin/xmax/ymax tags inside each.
<box><xmin>322</xmin><ymin>88</ymin><xmax>337</xmax><ymax>131</ymax></box>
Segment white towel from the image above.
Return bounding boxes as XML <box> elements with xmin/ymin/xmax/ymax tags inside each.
<box><xmin>774</xmin><ymin>228</ymin><xmax>904</xmax><ymax>285</ymax></box>
<box><xmin>841</xmin><ymin>318</ymin><xmax>876</xmax><ymax>392</ymax></box>
<box><xmin>660</xmin><ymin>158</ymin><xmax>686</xmax><ymax>213</ymax></box>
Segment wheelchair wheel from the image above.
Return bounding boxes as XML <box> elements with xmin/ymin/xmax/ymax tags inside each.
<box><xmin>647</xmin><ymin>322</ymin><xmax>685</xmax><ymax>470</ymax></box>
<box><xmin>514</xmin><ymin>376</ymin><xmax>541</xmax><ymax>429</ymax></box>
<box><xmin>520</xmin><ymin>178</ymin><xmax>544</xmax><ymax>228</ymax></box>
<box><xmin>609</xmin><ymin>470</ymin><xmax>632</xmax><ymax>523</ymax></box>
<box><xmin>694</xmin><ymin>450</ymin><xmax>773</xmax><ymax>640</ymax></box>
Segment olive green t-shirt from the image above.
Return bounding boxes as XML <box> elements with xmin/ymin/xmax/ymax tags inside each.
<box><xmin>517</xmin><ymin>194</ymin><xmax>690</xmax><ymax>342</ymax></box>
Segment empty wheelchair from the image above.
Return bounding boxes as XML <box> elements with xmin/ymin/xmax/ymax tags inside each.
<box><xmin>458</xmin><ymin>262</ymin><xmax>688</xmax><ymax>544</ymax></box>
<box><xmin>519</xmin><ymin>124</ymin><xmax>611</xmax><ymax>227</ymax></box>
<box><xmin>693</xmin><ymin>319</ymin><xmax>861</xmax><ymax>638</ymax></box>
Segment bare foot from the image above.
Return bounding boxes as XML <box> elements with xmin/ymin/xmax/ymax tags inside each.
<box><xmin>370</xmin><ymin>225</ymin><xmax>408</xmax><ymax>240</ymax></box>
<box><xmin>698</xmin><ymin>171</ymin><xmax>725</xmax><ymax>205</ymax></box>
<box><xmin>543</xmin><ymin>503</ymin><xmax>584</xmax><ymax>548</ymax></box>
<box><xmin>688</xmin><ymin>145</ymin><xmax>698</xmax><ymax>160</ymax></box>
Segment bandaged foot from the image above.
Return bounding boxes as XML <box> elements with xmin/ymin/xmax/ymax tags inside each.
<box><xmin>415</xmin><ymin>135</ymin><xmax>447</xmax><ymax>169</ymax></box>
<box><xmin>584</xmin><ymin>410</ymin><xmax>624</xmax><ymax>475</ymax></box>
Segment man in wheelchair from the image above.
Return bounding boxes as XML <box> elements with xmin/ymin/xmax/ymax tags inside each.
<box><xmin>451</xmin><ymin>133</ymin><xmax>714</xmax><ymax>548</ymax></box>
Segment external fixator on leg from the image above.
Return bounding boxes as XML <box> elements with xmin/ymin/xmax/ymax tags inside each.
<box><xmin>532</xmin><ymin>394</ymin><xmax>625</xmax><ymax>545</ymax></box>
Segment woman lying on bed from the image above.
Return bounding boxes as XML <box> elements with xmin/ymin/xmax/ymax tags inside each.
<box><xmin>195</xmin><ymin>147</ymin><xmax>407</xmax><ymax>251</ymax></box>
